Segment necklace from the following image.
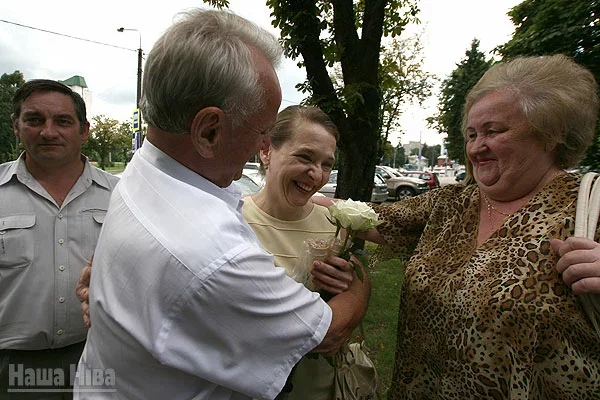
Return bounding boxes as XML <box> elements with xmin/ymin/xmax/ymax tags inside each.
<box><xmin>482</xmin><ymin>192</ymin><xmax>511</xmax><ymax>222</ymax></box>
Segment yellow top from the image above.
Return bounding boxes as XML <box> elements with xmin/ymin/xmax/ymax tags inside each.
<box><xmin>242</xmin><ymin>196</ymin><xmax>338</xmax><ymax>400</ymax></box>
<box><xmin>242</xmin><ymin>196</ymin><xmax>336</xmax><ymax>275</ymax></box>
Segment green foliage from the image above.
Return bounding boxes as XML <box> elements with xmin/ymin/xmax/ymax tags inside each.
<box><xmin>202</xmin><ymin>0</ymin><xmax>230</xmax><ymax>8</ymax></box>
<box><xmin>497</xmin><ymin>0</ymin><xmax>600</xmax><ymax>168</ymax></box>
<box><xmin>83</xmin><ymin>115</ymin><xmax>132</xmax><ymax>170</ymax></box>
<box><xmin>0</xmin><ymin>71</ymin><xmax>25</xmax><ymax>163</ymax></box>
<box><xmin>430</xmin><ymin>39</ymin><xmax>493</xmax><ymax>164</ymax></box>
<box><xmin>421</xmin><ymin>143</ymin><xmax>441</xmax><ymax>168</ymax></box>
<box><xmin>498</xmin><ymin>0</ymin><xmax>599</xmax><ymax>78</ymax></box>
<box><xmin>394</xmin><ymin>145</ymin><xmax>406</xmax><ymax>168</ymax></box>
<box><xmin>267</xmin><ymin>0</ymin><xmax>421</xmax><ymax>203</ymax></box>
<box><xmin>378</xmin><ymin>140</ymin><xmax>396</xmax><ymax>165</ymax></box>
<box><xmin>379</xmin><ymin>141</ymin><xmax>406</xmax><ymax>168</ymax></box>
<box><xmin>113</xmin><ymin>121</ymin><xmax>134</xmax><ymax>164</ymax></box>
<box><xmin>378</xmin><ymin>33</ymin><xmax>436</xmax><ymax>160</ymax></box>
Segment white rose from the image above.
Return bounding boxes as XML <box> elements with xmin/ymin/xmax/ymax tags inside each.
<box><xmin>328</xmin><ymin>199</ymin><xmax>382</xmax><ymax>232</ymax></box>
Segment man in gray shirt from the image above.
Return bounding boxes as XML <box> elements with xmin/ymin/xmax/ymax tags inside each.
<box><xmin>0</xmin><ymin>79</ymin><xmax>119</xmax><ymax>398</ymax></box>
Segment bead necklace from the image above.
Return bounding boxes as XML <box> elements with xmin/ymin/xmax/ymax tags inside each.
<box><xmin>482</xmin><ymin>192</ymin><xmax>511</xmax><ymax>222</ymax></box>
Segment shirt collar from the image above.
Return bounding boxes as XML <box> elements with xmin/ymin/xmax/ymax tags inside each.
<box><xmin>0</xmin><ymin>151</ymin><xmax>114</xmax><ymax>190</ymax></box>
<box><xmin>83</xmin><ymin>155</ymin><xmax>116</xmax><ymax>190</ymax></box>
<box><xmin>0</xmin><ymin>152</ymin><xmax>24</xmax><ymax>186</ymax></box>
<box><xmin>138</xmin><ymin>140</ymin><xmax>243</xmax><ymax>209</ymax></box>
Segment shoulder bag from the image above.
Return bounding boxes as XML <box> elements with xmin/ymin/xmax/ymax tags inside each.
<box><xmin>332</xmin><ymin>323</ymin><xmax>379</xmax><ymax>400</ymax></box>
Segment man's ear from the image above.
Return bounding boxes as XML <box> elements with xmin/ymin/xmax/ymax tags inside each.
<box><xmin>81</xmin><ymin>121</ymin><xmax>90</xmax><ymax>142</ymax></box>
<box><xmin>12</xmin><ymin>116</ymin><xmax>20</xmax><ymax>138</ymax></box>
<box><xmin>189</xmin><ymin>107</ymin><xmax>226</xmax><ymax>158</ymax></box>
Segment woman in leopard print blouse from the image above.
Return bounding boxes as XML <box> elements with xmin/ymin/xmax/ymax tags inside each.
<box><xmin>369</xmin><ymin>55</ymin><xmax>600</xmax><ymax>399</ymax></box>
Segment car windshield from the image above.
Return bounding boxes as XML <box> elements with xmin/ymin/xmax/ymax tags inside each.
<box><xmin>244</xmin><ymin>162</ymin><xmax>260</xmax><ymax>170</ymax></box>
<box><xmin>376</xmin><ymin>166</ymin><xmax>402</xmax><ymax>179</ymax></box>
<box><xmin>234</xmin><ymin>174</ymin><xmax>261</xmax><ymax>196</ymax></box>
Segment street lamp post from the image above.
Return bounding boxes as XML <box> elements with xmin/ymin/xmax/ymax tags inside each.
<box><xmin>117</xmin><ymin>27</ymin><xmax>143</xmax><ymax>151</ymax></box>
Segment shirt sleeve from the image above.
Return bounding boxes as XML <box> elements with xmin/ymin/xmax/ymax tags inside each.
<box><xmin>371</xmin><ymin>190</ymin><xmax>434</xmax><ymax>260</ymax></box>
<box><xmin>153</xmin><ymin>244</ymin><xmax>332</xmax><ymax>400</ymax></box>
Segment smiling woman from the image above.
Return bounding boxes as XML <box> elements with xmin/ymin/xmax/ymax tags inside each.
<box><xmin>244</xmin><ymin>105</ymin><xmax>339</xmax><ymax>273</ymax></box>
<box><xmin>241</xmin><ymin>105</ymin><xmax>368</xmax><ymax>400</ymax></box>
<box><xmin>365</xmin><ymin>54</ymin><xmax>600</xmax><ymax>399</ymax></box>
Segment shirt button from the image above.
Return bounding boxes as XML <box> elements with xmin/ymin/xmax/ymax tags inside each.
<box><xmin>58</xmin><ymin>297</ymin><xmax>65</xmax><ymax>303</ymax></box>
<box><xmin>57</xmin><ymin>329</ymin><xmax>64</xmax><ymax>335</ymax></box>
<box><xmin>58</xmin><ymin>238</ymin><xmax>64</xmax><ymax>244</ymax></box>
<box><xmin>58</xmin><ymin>213</ymin><xmax>64</xmax><ymax>219</ymax></box>
<box><xmin>58</xmin><ymin>265</ymin><xmax>65</xmax><ymax>271</ymax></box>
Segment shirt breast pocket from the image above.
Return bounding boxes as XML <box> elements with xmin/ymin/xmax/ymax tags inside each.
<box><xmin>77</xmin><ymin>210</ymin><xmax>107</xmax><ymax>258</ymax></box>
<box><xmin>0</xmin><ymin>214</ymin><xmax>36</xmax><ymax>269</ymax></box>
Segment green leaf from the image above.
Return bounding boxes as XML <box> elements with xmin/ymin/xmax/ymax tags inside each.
<box><xmin>351</xmin><ymin>260</ymin><xmax>364</xmax><ymax>282</ymax></box>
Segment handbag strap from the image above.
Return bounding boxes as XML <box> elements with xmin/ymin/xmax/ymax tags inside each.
<box><xmin>575</xmin><ymin>172</ymin><xmax>600</xmax><ymax>238</ymax></box>
<box><xmin>574</xmin><ymin>172</ymin><xmax>600</xmax><ymax>337</ymax></box>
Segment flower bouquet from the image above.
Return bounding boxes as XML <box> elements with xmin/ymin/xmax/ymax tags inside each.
<box><xmin>292</xmin><ymin>199</ymin><xmax>383</xmax><ymax>291</ymax></box>
<box><xmin>326</xmin><ymin>199</ymin><xmax>383</xmax><ymax>282</ymax></box>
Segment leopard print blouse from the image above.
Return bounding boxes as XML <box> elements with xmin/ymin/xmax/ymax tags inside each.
<box><xmin>373</xmin><ymin>172</ymin><xmax>600</xmax><ymax>399</ymax></box>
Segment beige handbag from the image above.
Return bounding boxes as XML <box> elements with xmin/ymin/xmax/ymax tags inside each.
<box><xmin>574</xmin><ymin>172</ymin><xmax>600</xmax><ymax>337</ymax></box>
<box><xmin>331</xmin><ymin>324</ymin><xmax>379</xmax><ymax>400</ymax></box>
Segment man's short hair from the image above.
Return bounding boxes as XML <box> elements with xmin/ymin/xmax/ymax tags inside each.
<box><xmin>12</xmin><ymin>79</ymin><xmax>88</xmax><ymax>127</ymax></box>
<box><xmin>140</xmin><ymin>8</ymin><xmax>283</xmax><ymax>134</ymax></box>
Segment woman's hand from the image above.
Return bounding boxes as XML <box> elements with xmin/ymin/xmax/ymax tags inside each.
<box><xmin>310</xmin><ymin>255</ymin><xmax>354</xmax><ymax>295</ymax></box>
<box><xmin>551</xmin><ymin>237</ymin><xmax>600</xmax><ymax>295</ymax></box>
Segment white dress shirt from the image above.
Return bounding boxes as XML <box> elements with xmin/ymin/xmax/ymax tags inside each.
<box><xmin>75</xmin><ymin>141</ymin><xmax>332</xmax><ymax>400</ymax></box>
<box><xmin>0</xmin><ymin>153</ymin><xmax>119</xmax><ymax>350</ymax></box>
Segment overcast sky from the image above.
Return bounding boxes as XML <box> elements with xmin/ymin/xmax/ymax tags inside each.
<box><xmin>0</xmin><ymin>0</ymin><xmax>521</xmax><ymax>147</ymax></box>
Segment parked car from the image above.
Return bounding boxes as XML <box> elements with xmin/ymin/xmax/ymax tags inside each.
<box><xmin>371</xmin><ymin>173</ymin><xmax>389</xmax><ymax>203</ymax></box>
<box><xmin>375</xmin><ymin>165</ymin><xmax>404</xmax><ymax>180</ymax></box>
<box><xmin>432</xmin><ymin>166</ymin><xmax>447</xmax><ymax>176</ymax></box>
<box><xmin>243</xmin><ymin>162</ymin><xmax>260</xmax><ymax>172</ymax></box>
<box><xmin>244</xmin><ymin>170</ymin><xmax>265</xmax><ymax>188</ymax></box>
<box><xmin>318</xmin><ymin>171</ymin><xmax>388</xmax><ymax>203</ymax></box>
<box><xmin>403</xmin><ymin>171</ymin><xmax>440</xmax><ymax>189</ymax></box>
<box><xmin>455</xmin><ymin>170</ymin><xmax>467</xmax><ymax>182</ymax></box>
<box><xmin>234</xmin><ymin>173</ymin><xmax>262</xmax><ymax>196</ymax></box>
<box><xmin>386</xmin><ymin>175</ymin><xmax>429</xmax><ymax>200</ymax></box>
<box><xmin>376</xmin><ymin>166</ymin><xmax>429</xmax><ymax>200</ymax></box>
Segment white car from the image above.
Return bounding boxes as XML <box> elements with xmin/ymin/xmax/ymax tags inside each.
<box><xmin>243</xmin><ymin>162</ymin><xmax>260</xmax><ymax>173</ymax></box>
<box><xmin>234</xmin><ymin>173</ymin><xmax>263</xmax><ymax>196</ymax></box>
<box><xmin>318</xmin><ymin>171</ymin><xmax>388</xmax><ymax>204</ymax></box>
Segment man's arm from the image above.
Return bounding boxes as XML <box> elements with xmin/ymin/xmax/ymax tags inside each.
<box><xmin>76</xmin><ymin>250</ymin><xmax>369</xmax><ymax>354</ymax></box>
<box><xmin>312</xmin><ymin>255</ymin><xmax>371</xmax><ymax>353</ymax></box>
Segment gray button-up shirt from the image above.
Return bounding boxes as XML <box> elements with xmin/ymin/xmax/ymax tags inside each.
<box><xmin>0</xmin><ymin>153</ymin><xmax>119</xmax><ymax>350</ymax></box>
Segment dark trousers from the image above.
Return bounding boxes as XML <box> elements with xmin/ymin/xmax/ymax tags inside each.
<box><xmin>0</xmin><ymin>341</ymin><xmax>85</xmax><ymax>400</ymax></box>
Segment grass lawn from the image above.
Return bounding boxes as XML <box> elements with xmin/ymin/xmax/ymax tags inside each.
<box><xmin>89</xmin><ymin>161</ymin><xmax>126</xmax><ymax>175</ymax></box>
<box><xmin>352</xmin><ymin>246</ymin><xmax>405</xmax><ymax>399</ymax></box>
<box><xmin>104</xmin><ymin>163</ymin><xmax>126</xmax><ymax>175</ymax></box>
